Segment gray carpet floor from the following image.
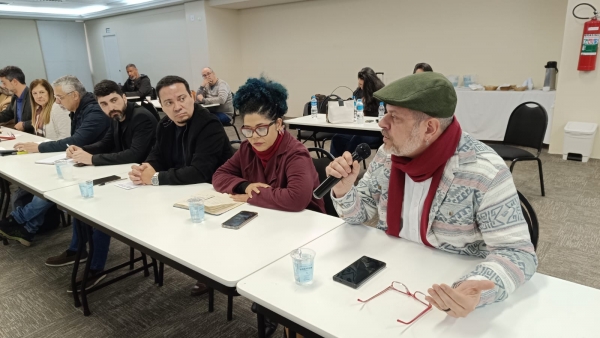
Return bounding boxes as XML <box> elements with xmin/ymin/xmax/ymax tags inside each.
<box><xmin>1</xmin><ymin>121</ymin><xmax>599</xmax><ymax>338</ymax></box>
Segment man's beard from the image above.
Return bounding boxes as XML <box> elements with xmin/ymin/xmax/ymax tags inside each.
<box><xmin>385</xmin><ymin>124</ymin><xmax>423</xmax><ymax>157</ymax></box>
<box><xmin>110</xmin><ymin>111</ymin><xmax>124</xmax><ymax>122</ymax></box>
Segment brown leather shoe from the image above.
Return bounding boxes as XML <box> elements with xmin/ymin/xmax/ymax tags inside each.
<box><xmin>190</xmin><ymin>281</ymin><xmax>209</xmax><ymax>296</ymax></box>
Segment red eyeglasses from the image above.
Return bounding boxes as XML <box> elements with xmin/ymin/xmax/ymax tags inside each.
<box><xmin>357</xmin><ymin>281</ymin><xmax>432</xmax><ymax>325</ymax></box>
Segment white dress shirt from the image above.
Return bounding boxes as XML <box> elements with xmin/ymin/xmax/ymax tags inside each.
<box><xmin>398</xmin><ymin>174</ymin><xmax>432</xmax><ymax>244</ymax></box>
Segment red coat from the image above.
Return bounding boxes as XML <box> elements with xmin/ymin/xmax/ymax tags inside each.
<box><xmin>213</xmin><ymin>131</ymin><xmax>325</xmax><ymax>213</ymax></box>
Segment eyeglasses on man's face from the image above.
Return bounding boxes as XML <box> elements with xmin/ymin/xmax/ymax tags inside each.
<box><xmin>358</xmin><ymin>281</ymin><xmax>432</xmax><ymax>325</ymax></box>
<box><xmin>202</xmin><ymin>72</ymin><xmax>213</xmax><ymax>79</ymax></box>
<box><xmin>54</xmin><ymin>91</ymin><xmax>74</xmax><ymax>101</ymax></box>
<box><xmin>241</xmin><ymin>121</ymin><xmax>276</xmax><ymax>138</ymax></box>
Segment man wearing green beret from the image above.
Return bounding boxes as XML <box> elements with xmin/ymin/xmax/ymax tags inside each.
<box><xmin>326</xmin><ymin>72</ymin><xmax>537</xmax><ymax>318</ymax></box>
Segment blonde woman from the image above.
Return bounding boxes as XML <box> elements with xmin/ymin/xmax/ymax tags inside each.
<box><xmin>29</xmin><ymin>79</ymin><xmax>70</xmax><ymax>140</ymax></box>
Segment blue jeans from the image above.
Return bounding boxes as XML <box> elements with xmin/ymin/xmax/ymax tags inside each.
<box><xmin>329</xmin><ymin>134</ymin><xmax>382</xmax><ymax>158</ymax></box>
<box><xmin>68</xmin><ymin>218</ymin><xmax>111</xmax><ymax>271</ymax></box>
<box><xmin>11</xmin><ymin>195</ymin><xmax>55</xmax><ymax>234</ymax></box>
<box><xmin>213</xmin><ymin>112</ymin><xmax>232</xmax><ymax>125</ymax></box>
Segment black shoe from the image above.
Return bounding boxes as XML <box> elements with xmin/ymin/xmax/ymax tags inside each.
<box><xmin>0</xmin><ymin>216</ymin><xmax>33</xmax><ymax>247</ymax></box>
<box><xmin>67</xmin><ymin>269</ymin><xmax>106</xmax><ymax>293</ymax></box>
<box><xmin>252</xmin><ymin>302</ymin><xmax>279</xmax><ymax>338</ymax></box>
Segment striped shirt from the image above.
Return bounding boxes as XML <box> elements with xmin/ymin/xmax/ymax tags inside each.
<box><xmin>332</xmin><ymin>132</ymin><xmax>538</xmax><ymax>307</ymax></box>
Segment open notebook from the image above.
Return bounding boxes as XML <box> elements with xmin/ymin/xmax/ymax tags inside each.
<box><xmin>173</xmin><ymin>190</ymin><xmax>244</xmax><ymax>215</ymax></box>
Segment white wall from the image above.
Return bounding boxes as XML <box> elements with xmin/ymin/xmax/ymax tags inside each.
<box><xmin>0</xmin><ymin>19</ymin><xmax>47</xmax><ymax>84</ymax></box>
<box><xmin>85</xmin><ymin>5</ymin><xmax>193</xmax><ymax>87</ymax></box>
<box><xmin>239</xmin><ymin>0</ymin><xmax>568</xmax><ymax>116</ymax></box>
<box><xmin>205</xmin><ymin>4</ymin><xmax>243</xmax><ymax>91</ymax></box>
<box><xmin>550</xmin><ymin>0</ymin><xmax>600</xmax><ymax>158</ymax></box>
<box><xmin>36</xmin><ymin>21</ymin><xmax>94</xmax><ymax>91</ymax></box>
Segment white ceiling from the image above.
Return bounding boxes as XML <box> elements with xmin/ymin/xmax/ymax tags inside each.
<box><xmin>0</xmin><ymin>0</ymin><xmax>314</xmax><ymax>20</ymax></box>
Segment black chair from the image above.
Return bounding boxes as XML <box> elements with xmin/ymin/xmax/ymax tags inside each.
<box><xmin>230</xmin><ymin>140</ymin><xmax>242</xmax><ymax>153</ymax></box>
<box><xmin>150</xmin><ymin>87</ymin><xmax>157</xmax><ymax>100</ymax></box>
<box><xmin>517</xmin><ymin>190</ymin><xmax>539</xmax><ymax>251</ymax></box>
<box><xmin>139</xmin><ymin>98</ymin><xmax>161</xmax><ymax>122</ymax></box>
<box><xmin>222</xmin><ymin>92</ymin><xmax>240</xmax><ymax>140</ymax></box>
<box><xmin>487</xmin><ymin>102</ymin><xmax>548</xmax><ymax>196</ymax></box>
<box><xmin>307</xmin><ymin>147</ymin><xmax>338</xmax><ymax>217</ymax></box>
<box><xmin>297</xmin><ymin>102</ymin><xmax>334</xmax><ymax>148</ymax></box>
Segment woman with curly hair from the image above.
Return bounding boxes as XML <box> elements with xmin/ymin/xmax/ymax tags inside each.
<box><xmin>212</xmin><ymin>76</ymin><xmax>325</xmax><ymax>214</ymax></box>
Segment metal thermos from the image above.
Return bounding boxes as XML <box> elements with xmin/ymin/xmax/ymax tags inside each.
<box><xmin>543</xmin><ymin>61</ymin><xmax>558</xmax><ymax>91</ymax></box>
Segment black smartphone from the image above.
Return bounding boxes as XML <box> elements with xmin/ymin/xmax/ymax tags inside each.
<box><xmin>92</xmin><ymin>175</ymin><xmax>121</xmax><ymax>186</ymax></box>
<box><xmin>222</xmin><ymin>211</ymin><xmax>258</xmax><ymax>230</ymax></box>
<box><xmin>333</xmin><ymin>256</ymin><xmax>386</xmax><ymax>289</ymax></box>
<box><xmin>73</xmin><ymin>162</ymin><xmax>87</xmax><ymax>167</ymax></box>
<box><xmin>0</xmin><ymin>149</ymin><xmax>17</xmax><ymax>156</ymax></box>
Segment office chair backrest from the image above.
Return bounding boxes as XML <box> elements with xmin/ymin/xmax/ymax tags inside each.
<box><xmin>504</xmin><ymin>102</ymin><xmax>548</xmax><ymax>152</ymax></box>
<box><xmin>307</xmin><ymin>147</ymin><xmax>338</xmax><ymax>217</ymax></box>
<box><xmin>517</xmin><ymin>190</ymin><xmax>539</xmax><ymax>251</ymax></box>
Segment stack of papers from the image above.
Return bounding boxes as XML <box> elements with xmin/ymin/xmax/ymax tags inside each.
<box><xmin>173</xmin><ymin>190</ymin><xmax>244</xmax><ymax>215</ymax></box>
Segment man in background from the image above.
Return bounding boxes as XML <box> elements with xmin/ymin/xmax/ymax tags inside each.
<box><xmin>195</xmin><ymin>67</ymin><xmax>234</xmax><ymax>125</ymax></box>
<box><xmin>0</xmin><ymin>66</ymin><xmax>33</xmax><ymax>132</ymax></box>
<box><xmin>122</xmin><ymin>63</ymin><xmax>152</xmax><ymax>99</ymax></box>
<box><xmin>413</xmin><ymin>62</ymin><xmax>433</xmax><ymax>73</ymax></box>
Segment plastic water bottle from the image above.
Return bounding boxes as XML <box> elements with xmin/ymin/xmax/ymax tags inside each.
<box><xmin>378</xmin><ymin>102</ymin><xmax>385</xmax><ymax>120</ymax></box>
<box><xmin>352</xmin><ymin>95</ymin><xmax>357</xmax><ymax>122</ymax></box>
<box><xmin>311</xmin><ymin>96</ymin><xmax>318</xmax><ymax>119</ymax></box>
<box><xmin>356</xmin><ymin>99</ymin><xmax>364</xmax><ymax>124</ymax></box>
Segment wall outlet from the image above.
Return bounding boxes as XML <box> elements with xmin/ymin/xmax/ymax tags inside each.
<box><xmin>190</xmin><ymin>14</ymin><xmax>195</xmax><ymax>21</ymax></box>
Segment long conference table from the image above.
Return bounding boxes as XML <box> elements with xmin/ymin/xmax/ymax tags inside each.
<box><xmin>0</xmin><ymin>127</ymin><xmax>596</xmax><ymax>337</ymax></box>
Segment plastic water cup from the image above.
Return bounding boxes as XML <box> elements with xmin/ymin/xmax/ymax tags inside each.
<box><xmin>290</xmin><ymin>248</ymin><xmax>316</xmax><ymax>285</ymax></box>
<box><xmin>447</xmin><ymin>75</ymin><xmax>459</xmax><ymax>87</ymax></box>
<box><xmin>78</xmin><ymin>180</ymin><xmax>94</xmax><ymax>199</ymax></box>
<box><xmin>55</xmin><ymin>160</ymin><xmax>68</xmax><ymax>179</ymax></box>
<box><xmin>463</xmin><ymin>75</ymin><xmax>472</xmax><ymax>87</ymax></box>
<box><xmin>188</xmin><ymin>197</ymin><xmax>205</xmax><ymax>223</ymax></box>
<box><xmin>61</xmin><ymin>162</ymin><xmax>75</xmax><ymax>181</ymax></box>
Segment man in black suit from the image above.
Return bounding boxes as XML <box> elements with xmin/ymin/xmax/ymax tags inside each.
<box><xmin>0</xmin><ymin>66</ymin><xmax>33</xmax><ymax>133</ymax></box>
<box><xmin>121</xmin><ymin>64</ymin><xmax>152</xmax><ymax>98</ymax></box>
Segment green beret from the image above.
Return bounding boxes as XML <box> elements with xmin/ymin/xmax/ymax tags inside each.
<box><xmin>373</xmin><ymin>72</ymin><xmax>457</xmax><ymax>118</ymax></box>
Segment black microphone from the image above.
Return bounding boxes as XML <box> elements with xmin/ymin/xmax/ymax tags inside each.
<box><xmin>313</xmin><ymin>143</ymin><xmax>372</xmax><ymax>199</ymax></box>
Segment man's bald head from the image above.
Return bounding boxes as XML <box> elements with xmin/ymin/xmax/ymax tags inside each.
<box><xmin>201</xmin><ymin>67</ymin><xmax>217</xmax><ymax>86</ymax></box>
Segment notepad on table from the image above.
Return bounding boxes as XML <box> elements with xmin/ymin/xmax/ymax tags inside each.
<box><xmin>35</xmin><ymin>154</ymin><xmax>69</xmax><ymax>165</ymax></box>
<box><xmin>173</xmin><ymin>190</ymin><xmax>244</xmax><ymax>215</ymax></box>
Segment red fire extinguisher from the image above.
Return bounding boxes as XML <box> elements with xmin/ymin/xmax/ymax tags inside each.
<box><xmin>575</xmin><ymin>3</ymin><xmax>600</xmax><ymax>71</ymax></box>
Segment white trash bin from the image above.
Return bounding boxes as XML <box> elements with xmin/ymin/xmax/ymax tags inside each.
<box><xmin>563</xmin><ymin>122</ymin><xmax>598</xmax><ymax>162</ymax></box>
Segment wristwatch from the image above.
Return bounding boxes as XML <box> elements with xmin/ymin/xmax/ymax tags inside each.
<box><xmin>151</xmin><ymin>172</ymin><xmax>159</xmax><ymax>186</ymax></box>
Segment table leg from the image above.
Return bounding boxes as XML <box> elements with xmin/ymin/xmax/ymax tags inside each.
<box><xmin>129</xmin><ymin>247</ymin><xmax>134</xmax><ymax>270</ymax></box>
<box><xmin>208</xmin><ymin>287</ymin><xmax>214</xmax><ymax>313</ymax></box>
<box><xmin>158</xmin><ymin>262</ymin><xmax>164</xmax><ymax>286</ymax></box>
<box><xmin>257</xmin><ymin>312</ymin><xmax>266</xmax><ymax>338</ymax></box>
<box><xmin>141</xmin><ymin>253</ymin><xmax>149</xmax><ymax>277</ymax></box>
<box><xmin>151</xmin><ymin>258</ymin><xmax>159</xmax><ymax>284</ymax></box>
<box><xmin>71</xmin><ymin>221</ymin><xmax>84</xmax><ymax>308</ymax></box>
<box><xmin>227</xmin><ymin>294</ymin><xmax>233</xmax><ymax>321</ymax></box>
<box><xmin>80</xmin><ymin>224</ymin><xmax>93</xmax><ymax>316</ymax></box>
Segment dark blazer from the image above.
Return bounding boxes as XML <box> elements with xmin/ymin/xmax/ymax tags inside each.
<box><xmin>213</xmin><ymin>131</ymin><xmax>325</xmax><ymax>213</ymax></box>
<box><xmin>0</xmin><ymin>87</ymin><xmax>33</xmax><ymax>133</ymax></box>
<box><xmin>38</xmin><ymin>92</ymin><xmax>111</xmax><ymax>153</ymax></box>
<box><xmin>145</xmin><ymin>103</ymin><xmax>233</xmax><ymax>185</ymax></box>
<box><xmin>122</xmin><ymin>74</ymin><xmax>152</xmax><ymax>98</ymax></box>
<box><xmin>82</xmin><ymin>102</ymin><xmax>157</xmax><ymax>166</ymax></box>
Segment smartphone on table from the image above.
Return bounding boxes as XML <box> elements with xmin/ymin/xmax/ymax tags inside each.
<box><xmin>92</xmin><ymin>175</ymin><xmax>122</xmax><ymax>186</ymax></box>
<box><xmin>333</xmin><ymin>256</ymin><xmax>386</xmax><ymax>289</ymax></box>
<box><xmin>222</xmin><ymin>211</ymin><xmax>258</xmax><ymax>230</ymax></box>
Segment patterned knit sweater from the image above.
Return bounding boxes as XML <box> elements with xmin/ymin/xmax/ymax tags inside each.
<box><xmin>332</xmin><ymin>132</ymin><xmax>538</xmax><ymax>306</ymax></box>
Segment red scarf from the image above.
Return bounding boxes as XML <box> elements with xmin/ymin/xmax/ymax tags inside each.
<box><xmin>385</xmin><ymin>118</ymin><xmax>462</xmax><ymax>246</ymax></box>
<box><xmin>253</xmin><ymin>132</ymin><xmax>284</xmax><ymax>168</ymax></box>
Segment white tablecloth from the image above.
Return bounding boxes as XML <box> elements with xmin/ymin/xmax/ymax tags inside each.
<box><xmin>454</xmin><ymin>88</ymin><xmax>555</xmax><ymax>144</ymax></box>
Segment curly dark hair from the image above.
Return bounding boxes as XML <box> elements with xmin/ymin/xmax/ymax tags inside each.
<box><xmin>357</xmin><ymin>67</ymin><xmax>385</xmax><ymax>116</ymax></box>
<box><xmin>94</xmin><ymin>80</ymin><xmax>124</xmax><ymax>98</ymax></box>
<box><xmin>233</xmin><ymin>76</ymin><xmax>288</xmax><ymax>120</ymax></box>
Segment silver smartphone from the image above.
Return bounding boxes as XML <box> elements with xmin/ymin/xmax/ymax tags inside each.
<box><xmin>222</xmin><ymin>211</ymin><xmax>258</xmax><ymax>230</ymax></box>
